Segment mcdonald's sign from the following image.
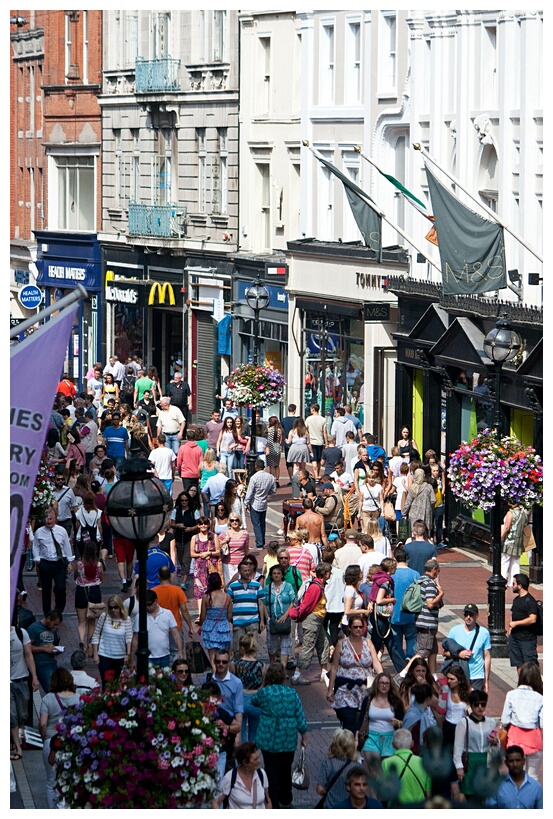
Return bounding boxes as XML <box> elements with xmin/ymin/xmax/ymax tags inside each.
<box><xmin>148</xmin><ymin>281</ymin><xmax>176</xmax><ymax>305</ymax></box>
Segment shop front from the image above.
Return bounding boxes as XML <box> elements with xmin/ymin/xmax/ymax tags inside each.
<box><xmin>285</xmin><ymin>240</ymin><xmax>408</xmax><ymax>445</ymax></box>
<box><xmin>34</xmin><ymin>231</ymin><xmax>102</xmax><ymax>391</ymax></box>
<box><xmin>102</xmin><ymin>245</ymin><xmax>187</xmax><ymax>390</ymax></box>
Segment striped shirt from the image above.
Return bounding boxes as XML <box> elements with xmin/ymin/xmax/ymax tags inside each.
<box><xmin>227</xmin><ymin>580</ymin><xmax>265</xmax><ymax>628</ymax></box>
<box><xmin>91</xmin><ymin>615</ymin><xmax>133</xmax><ymax>659</ymax></box>
<box><xmin>287</xmin><ymin>544</ymin><xmax>315</xmax><ymax>582</ymax></box>
<box><xmin>244</xmin><ymin>469</ymin><xmax>276</xmax><ymax>512</ymax></box>
<box><xmin>415</xmin><ymin>575</ymin><xmax>441</xmax><ymax>631</ymax></box>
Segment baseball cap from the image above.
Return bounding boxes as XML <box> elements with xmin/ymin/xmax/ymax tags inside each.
<box><xmin>321</xmin><ymin>482</ymin><xmax>334</xmax><ymax>490</ymax></box>
<box><xmin>463</xmin><ymin>603</ymin><xmax>479</xmax><ymax>615</ymax></box>
<box><xmin>344</xmin><ymin>528</ymin><xmax>358</xmax><ymax>540</ymax></box>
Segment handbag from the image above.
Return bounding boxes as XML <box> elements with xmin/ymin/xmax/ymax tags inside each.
<box><xmin>357</xmin><ymin>697</ymin><xmax>370</xmax><ymax>751</ymax></box>
<box><xmin>291</xmin><ymin>747</ymin><xmax>310</xmax><ymax>790</ymax></box>
<box><xmin>498</xmin><ymin>725</ymin><xmax>508</xmax><ymax>750</ymax></box>
<box><xmin>84</xmin><ymin>587</ymin><xmax>106</xmax><ymax>620</ymax></box>
<box><xmin>383</xmin><ymin>500</ymin><xmax>396</xmax><ymax>523</ymax></box>
<box><xmin>461</xmin><ymin>717</ymin><xmax>469</xmax><ymax>772</ymax></box>
<box><xmin>269</xmin><ymin>616</ymin><xmax>291</xmax><ymax>635</ymax></box>
<box><xmin>523</xmin><ymin>524</ymin><xmax>537</xmax><ymax>552</ymax></box>
<box><xmin>397</xmin><ymin>517</ymin><xmax>411</xmax><ymax>542</ymax></box>
<box><xmin>186</xmin><ymin>640</ymin><xmax>211</xmax><ymax>674</ymax></box>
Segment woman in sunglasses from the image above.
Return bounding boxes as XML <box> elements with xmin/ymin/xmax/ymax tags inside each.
<box><xmin>190</xmin><ymin>516</ymin><xmax>222</xmax><ymax>600</ymax></box>
<box><xmin>171</xmin><ymin>659</ymin><xmax>192</xmax><ymax>690</ymax></box>
<box><xmin>220</xmin><ymin>513</ymin><xmax>250</xmax><ymax>586</ymax></box>
<box><xmin>90</xmin><ymin>595</ymin><xmax>133</xmax><ymax>689</ymax></box>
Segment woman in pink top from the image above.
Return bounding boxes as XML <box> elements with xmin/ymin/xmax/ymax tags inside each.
<box><xmin>220</xmin><ymin>514</ymin><xmax>250</xmax><ymax>585</ymax></box>
<box><xmin>286</xmin><ymin>528</ymin><xmax>315</xmax><ymax>582</ymax></box>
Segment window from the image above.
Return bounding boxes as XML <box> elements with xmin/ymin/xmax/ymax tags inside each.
<box><xmin>318</xmin><ymin>161</ymin><xmax>333</xmax><ymax>241</ymax></box>
<box><xmin>215</xmin><ymin>128</ymin><xmax>228</xmax><ymax>214</ymax></box>
<box><xmin>124</xmin><ymin>12</ymin><xmax>139</xmax><ymax>67</ymax></box>
<box><xmin>130</xmin><ymin>129</ymin><xmax>140</xmax><ymax>202</ymax></box>
<box><xmin>82</xmin><ymin>11</ymin><xmax>89</xmax><ymax>84</ymax></box>
<box><xmin>482</xmin><ymin>25</ymin><xmax>498</xmax><ymax>109</ymax></box>
<box><xmin>29</xmin><ymin>65</ymin><xmax>35</xmax><ymax>135</ymax></box>
<box><xmin>153</xmin><ymin>130</ymin><xmax>173</xmax><ymax>206</ymax></box>
<box><xmin>150</xmin><ymin>11</ymin><xmax>171</xmax><ymax>58</ymax></box>
<box><xmin>213</xmin><ymin>10</ymin><xmax>226</xmax><ymax>61</ymax></box>
<box><xmin>346</xmin><ymin>21</ymin><xmax>361</xmax><ymax>103</ymax></box>
<box><xmin>54</xmin><ymin>155</ymin><xmax>95</xmax><ymax>231</ymax></box>
<box><xmin>65</xmin><ymin>13</ymin><xmax>72</xmax><ymax>83</ymax></box>
<box><xmin>342</xmin><ymin>164</ymin><xmax>360</xmax><ymax>241</ymax></box>
<box><xmin>259</xmin><ymin>37</ymin><xmax>271</xmax><ymax>114</ymax></box>
<box><xmin>198</xmin><ymin>11</ymin><xmax>205</xmax><ymax>62</ymax></box>
<box><xmin>257</xmin><ymin>163</ymin><xmax>271</xmax><ymax>251</ymax></box>
<box><xmin>379</xmin><ymin>12</ymin><xmax>397</xmax><ymax>92</ymax></box>
<box><xmin>320</xmin><ymin>23</ymin><xmax>335</xmax><ymax>103</ymax></box>
<box><xmin>197</xmin><ymin>128</ymin><xmax>207</xmax><ymax>213</ymax></box>
<box><xmin>114</xmin><ymin>130</ymin><xmax>122</xmax><ymax>206</ymax></box>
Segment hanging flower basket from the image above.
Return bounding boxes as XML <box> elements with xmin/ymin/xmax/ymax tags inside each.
<box><xmin>227</xmin><ymin>362</ymin><xmax>286</xmax><ymax>408</ymax></box>
<box><xmin>52</xmin><ymin>668</ymin><xmax>224</xmax><ymax>809</ymax></box>
<box><xmin>30</xmin><ymin>453</ymin><xmax>57</xmax><ymax>525</ymax></box>
<box><xmin>448</xmin><ymin>430</ymin><xmax>543</xmax><ymax>512</ymax></box>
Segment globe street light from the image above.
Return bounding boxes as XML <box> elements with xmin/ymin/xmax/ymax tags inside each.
<box><xmin>244</xmin><ymin>279</ymin><xmax>270</xmax><ymax>478</ymax></box>
<box><xmin>105</xmin><ymin>458</ymin><xmax>173</xmax><ymax>682</ymax></box>
<box><xmin>483</xmin><ymin>317</ymin><xmax>522</xmax><ymax>657</ymax></box>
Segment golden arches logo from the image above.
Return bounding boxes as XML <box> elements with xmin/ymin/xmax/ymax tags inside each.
<box><xmin>148</xmin><ymin>282</ymin><xmax>176</xmax><ymax>305</ymax></box>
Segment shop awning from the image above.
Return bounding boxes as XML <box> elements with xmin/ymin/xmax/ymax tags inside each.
<box><xmin>294</xmin><ymin>297</ymin><xmax>361</xmax><ymax>319</ymax></box>
<box><xmin>430</xmin><ymin>317</ymin><xmax>494</xmax><ymax>372</ymax></box>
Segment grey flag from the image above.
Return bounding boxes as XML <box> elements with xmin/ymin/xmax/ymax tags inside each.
<box><xmin>425</xmin><ymin>165</ymin><xmax>506</xmax><ymax>295</ymax></box>
<box><xmin>315</xmin><ymin>154</ymin><xmax>382</xmax><ymax>257</ymax></box>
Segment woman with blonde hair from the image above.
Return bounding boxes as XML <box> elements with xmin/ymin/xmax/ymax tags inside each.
<box><xmin>364</xmin><ymin>518</ymin><xmax>392</xmax><ymax>558</ymax></box>
<box><xmin>359</xmin><ymin>469</ymin><xmax>384</xmax><ymax>531</ymax></box>
<box><xmin>90</xmin><ymin>594</ymin><xmax>132</xmax><ymax>689</ymax></box>
<box><xmin>402</xmin><ymin>468</ymin><xmax>436</xmax><ymax>532</ymax></box>
<box><xmin>315</xmin><ymin>728</ymin><xmax>362</xmax><ymax>809</ymax></box>
<box><xmin>128</xmin><ymin>417</ymin><xmax>152</xmax><ymax>458</ymax></box>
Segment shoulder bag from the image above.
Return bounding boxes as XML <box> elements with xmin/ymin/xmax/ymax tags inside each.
<box><xmin>291</xmin><ymin>747</ymin><xmax>310</xmax><ymax>790</ymax></box>
<box><xmin>314</xmin><ymin>759</ymin><xmax>351</xmax><ymax>809</ymax></box>
<box><xmin>85</xmin><ymin>585</ymin><xmax>106</xmax><ymax>620</ymax></box>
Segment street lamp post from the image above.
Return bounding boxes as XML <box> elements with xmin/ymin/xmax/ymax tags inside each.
<box><xmin>483</xmin><ymin>317</ymin><xmax>522</xmax><ymax>657</ymax></box>
<box><xmin>244</xmin><ymin>279</ymin><xmax>270</xmax><ymax>479</ymax></box>
<box><xmin>105</xmin><ymin>458</ymin><xmax>173</xmax><ymax>682</ymax></box>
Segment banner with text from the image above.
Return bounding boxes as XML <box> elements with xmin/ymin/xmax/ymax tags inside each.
<box><xmin>425</xmin><ymin>165</ymin><xmax>506</xmax><ymax>295</ymax></box>
<box><xmin>10</xmin><ymin>306</ymin><xmax>77</xmax><ymax>616</ymax></box>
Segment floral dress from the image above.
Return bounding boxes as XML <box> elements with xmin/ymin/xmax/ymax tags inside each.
<box><xmin>266</xmin><ymin>426</ymin><xmax>282</xmax><ymax>468</ymax></box>
<box><xmin>333</xmin><ymin>637</ymin><xmax>375</xmax><ymax>712</ymax></box>
<box><xmin>192</xmin><ymin>532</ymin><xmax>222</xmax><ymax>600</ymax></box>
<box><xmin>201</xmin><ymin>594</ymin><xmax>232</xmax><ymax>650</ymax></box>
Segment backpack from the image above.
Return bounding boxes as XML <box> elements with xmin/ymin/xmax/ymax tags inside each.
<box><xmin>535</xmin><ymin>599</ymin><xmax>543</xmax><ymax>636</ymax></box>
<box><xmin>401</xmin><ymin>577</ymin><xmax>424</xmax><ymax>614</ymax></box>
<box><xmin>79</xmin><ymin>522</ymin><xmax>99</xmax><ymax>546</ymax></box>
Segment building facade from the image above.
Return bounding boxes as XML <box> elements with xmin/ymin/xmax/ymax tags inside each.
<box><xmin>98</xmin><ymin>10</ymin><xmax>239</xmax><ymax>420</ymax></box>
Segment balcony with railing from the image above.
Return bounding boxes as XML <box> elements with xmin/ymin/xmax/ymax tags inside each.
<box><xmin>128</xmin><ymin>202</ymin><xmax>186</xmax><ymax>238</ymax></box>
<box><xmin>135</xmin><ymin>56</ymin><xmax>180</xmax><ymax>93</ymax></box>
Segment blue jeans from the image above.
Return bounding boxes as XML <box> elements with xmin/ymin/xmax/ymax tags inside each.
<box><xmin>391</xmin><ymin>621</ymin><xmax>418</xmax><ymax>665</ymax></box>
<box><xmin>161</xmin><ymin>479</ymin><xmax>173</xmax><ymax>495</ymax></box>
<box><xmin>164</xmin><ymin>434</ymin><xmax>180</xmax><ymax>455</ymax></box>
<box><xmin>220</xmin><ymin>451</ymin><xmax>235</xmax><ymax>477</ymax></box>
<box><xmin>150</xmin><ymin>655</ymin><xmax>171</xmax><ymax>669</ymax></box>
<box><xmin>434</xmin><ymin>505</ymin><xmax>444</xmax><ymax>543</ymax></box>
<box><xmin>249</xmin><ymin>506</ymin><xmax>266</xmax><ymax>549</ymax></box>
<box><xmin>241</xmin><ymin>692</ymin><xmax>261</xmax><ymax>742</ymax></box>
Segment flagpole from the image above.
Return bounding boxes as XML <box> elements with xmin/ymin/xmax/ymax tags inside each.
<box><xmin>354</xmin><ymin>146</ymin><xmax>431</xmax><ymax>219</ymax></box>
<box><xmin>303</xmin><ymin>141</ymin><xmax>442</xmax><ymax>275</ymax></box>
<box><xmin>10</xmin><ymin>284</ymin><xmax>88</xmax><ymax>340</ymax></box>
<box><xmin>413</xmin><ymin>143</ymin><xmax>543</xmax><ymax>263</ymax></box>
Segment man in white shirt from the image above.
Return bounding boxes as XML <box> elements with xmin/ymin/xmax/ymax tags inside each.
<box><xmin>32</xmin><ymin>509</ymin><xmax>74</xmax><ymax>616</ymax></box>
<box><xmin>342</xmin><ymin>431</ymin><xmax>359</xmax><ymax>476</ymax></box>
<box><xmin>131</xmin><ymin>589</ymin><xmax>183</xmax><ymax>668</ymax></box>
<box><xmin>80</xmin><ymin>410</ymin><xmax>99</xmax><ymax>472</ymax></box>
<box><xmin>104</xmin><ymin>355</ymin><xmax>126</xmax><ymax>385</ymax></box>
<box><xmin>330</xmin><ymin>459</ymin><xmax>354</xmax><ymax>491</ymax></box>
<box><xmin>70</xmin><ymin>649</ymin><xmax>100</xmax><ymax>694</ymax></box>
<box><xmin>330</xmin><ymin>407</ymin><xmax>356</xmax><ymax>448</ymax></box>
<box><xmin>148</xmin><ymin>433</ymin><xmax>177</xmax><ymax>496</ymax></box>
<box><xmin>305</xmin><ymin>403</ymin><xmax>328</xmax><ymax>482</ymax></box>
<box><xmin>333</xmin><ymin>529</ymin><xmax>363</xmax><ymax>571</ymax></box>
<box><xmin>156</xmin><ymin>397</ymin><xmax>186</xmax><ymax>455</ymax></box>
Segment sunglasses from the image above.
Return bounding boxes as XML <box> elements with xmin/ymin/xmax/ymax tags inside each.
<box><xmin>108</xmin><ymin>604</ymin><xmax>119</xmax><ymax>611</ymax></box>
<box><xmin>230</xmin><ymin>518</ymin><xmax>240</xmax><ymax>523</ymax></box>
<box><xmin>215</xmin><ymin>660</ymin><xmax>229</xmax><ymax>665</ymax></box>
<box><xmin>175</xmin><ymin>668</ymin><xmax>189</xmax><ymax>674</ymax></box>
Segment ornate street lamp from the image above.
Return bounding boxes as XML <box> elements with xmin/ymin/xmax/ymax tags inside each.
<box><xmin>244</xmin><ymin>279</ymin><xmax>270</xmax><ymax>478</ymax></box>
<box><xmin>105</xmin><ymin>458</ymin><xmax>173</xmax><ymax>682</ymax></box>
<box><xmin>483</xmin><ymin>317</ymin><xmax>523</xmax><ymax>657</ymax></box>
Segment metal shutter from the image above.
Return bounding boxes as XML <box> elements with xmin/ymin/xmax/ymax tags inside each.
<box><xmin>195</xmin><ymin>311</ymin><xmax>216</xmax><ymax>424</ymax></box>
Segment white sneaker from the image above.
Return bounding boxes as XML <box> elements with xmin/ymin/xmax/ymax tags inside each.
<box><xmin>277</xmin><ymin>528</ymin><xmax>284</xmax><ymax>536</ymax></box>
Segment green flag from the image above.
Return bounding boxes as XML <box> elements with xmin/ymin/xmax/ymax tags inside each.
<box><xmin>376</xmin><ymin>167</ymin><xmax>427</xmax><ymax>212</ymax></box>
<box><xmin>425</xmin><ymin>165</ymin><xmax>507</xmax><ymax>295</ymax></box>
<box><xmin>314</xmin><ymin>154</ymin><xmax>382</xmax><ymax>257</ymax></box>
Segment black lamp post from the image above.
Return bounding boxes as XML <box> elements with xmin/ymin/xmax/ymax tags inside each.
<box><xmin>244</xmin><ymin>278</ymin><xmax>270</xmax><ymax>479</ymax></box>
<box><xmin>483</xmin><ymin>317</ymin><xmax>522</xmax><ymax>657</ymax></box>
<box><xmin>105</xmin><ymin>458</ymin><xmax>173</xmax><ymax>682</ymax></box>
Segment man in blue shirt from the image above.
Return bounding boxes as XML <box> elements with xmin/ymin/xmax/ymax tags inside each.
<box><xmin>227</xmin><ymin>558</ymin><xmax>266</xmax><ymax>658</ymax></box>
<box><xmin>486</xmin><ymin>746</ymin><xmax>542</xmax><ymax>809</ymax></box>
<box><xmin>210</xmin><ymin>648</ymin><xmax>244</xmax><ymax>777</ymax></box>
<box><xmin>390</xmin><ymin>547</ymin><xmax>420</xmax><ymax>665</ymax></box>
<box><xmin>134</xmin><ymin>541</ymin><xmax>175</xmax><ymax>589</ymax></box>
<box><xmin>442</xmin><ymin>603</ymin><xmax>491</xmax><ymax>691</ymax></box>
<box><xmin>102</xmin><ymin>411</ymin><xmax>129</xmax><ymax>470</ymax></box>
<box><xmin>334</xmin><ymin>766</ymin><xmax>383</xmax><ymax>809</ymax></box>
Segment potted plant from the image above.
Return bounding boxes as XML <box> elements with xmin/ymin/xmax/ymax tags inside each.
<box><xmin>227</xmin><ymin>362</ymin><xmax>286</xmax><ymax>408</ymax></box>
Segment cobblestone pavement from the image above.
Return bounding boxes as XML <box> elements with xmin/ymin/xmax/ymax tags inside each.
<box><xmin>11</xmin><ymin>474</ymin><xmax>542</xmax><ymax>808</ymax></box>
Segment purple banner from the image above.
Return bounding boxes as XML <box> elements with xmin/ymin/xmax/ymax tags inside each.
<box><xmin>10</xmin><ymin>306</ymin><xmax>77</xmax><ymax>616</ymax></box>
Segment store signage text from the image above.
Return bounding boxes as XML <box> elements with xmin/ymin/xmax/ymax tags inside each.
<box><xmin>356</xmin><ymin>271</ymin><xmax>384</xmax><ymax>290</ymax></box>
<box><xmin>48</xmin><ymin>264</ymin><xmax>87</xmax><ymax>281</ymax></box>
<box><xmin>364</xmin><ymin>302</ymin><xmax>390</xmax><ymax>322</ymax></box>
<box><xmin>106</xmin><ymin>285</ymin><xmax>140</xmax><ymax>304</ymax></box>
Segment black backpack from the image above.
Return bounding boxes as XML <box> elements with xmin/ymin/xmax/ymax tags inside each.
<box><xmin>79</xmin><ymin>521</ymin><xmax>99</xmax><ymax>546</ymax></box>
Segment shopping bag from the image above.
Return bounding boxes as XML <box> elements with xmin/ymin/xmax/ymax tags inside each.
<box><xmin>397</xmin><ymin>517</ymin><xmax>411</xmax><ymax>542</ymax></box>
<box><xmin>291</xmin><ymin>747</ymin><xmax>310</xmax><ymax>790</ymax></box>
<box><xmin>186</xmin><ymin>640</ymin><xmax>211</xmax><ymax>674</ymax></box>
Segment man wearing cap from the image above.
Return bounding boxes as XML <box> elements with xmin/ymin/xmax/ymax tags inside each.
<box><xmin>333</xmin><ymin>529</ymin><xmax>363</xmax><ymax>571</ymax></box>
<box><xmin>442</xmin><ymin>603</ymin><xmax>491</xmax><ymax>692</ymax></box>
<box><xmin>315</xmin><ymin>481</ymin><xmax>344</xmax><ymax>534</ymax></box>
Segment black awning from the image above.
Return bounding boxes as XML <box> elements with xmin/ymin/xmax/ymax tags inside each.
<box><xmin>295</xmin><ymin>298</ymin><xmax>361</xmax><ymax>319</ymax></box>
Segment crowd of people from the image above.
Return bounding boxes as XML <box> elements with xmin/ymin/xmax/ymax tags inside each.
<box><xmin>10</xmin><ymin>363</ymin><xmax>542</xmax><ymax>808</ymax></box>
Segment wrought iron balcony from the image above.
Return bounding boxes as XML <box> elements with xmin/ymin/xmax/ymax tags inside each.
<box><xmin>128</xmin><ymin>202</ymin><xmax>186</xmax><ymax>238</ymax></box>
<box><xmin>135</xmin><ymin>56</ymin><xmax>180</xmax><ymax>93</ymax></box>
